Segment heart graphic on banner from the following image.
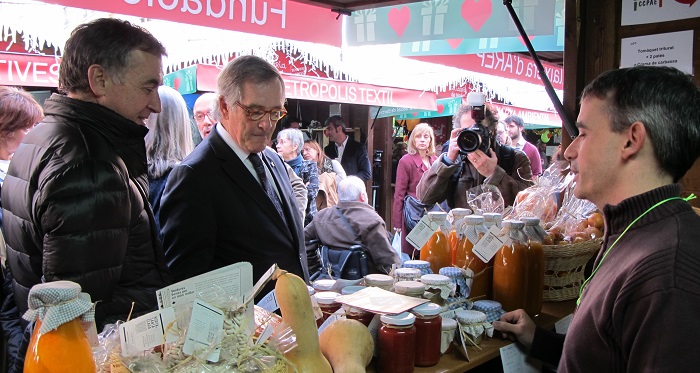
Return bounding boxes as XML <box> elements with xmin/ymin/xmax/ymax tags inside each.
<box><xmin>412</xmin><ymin>112</ymin><xmax>419</xmax><ymax>116</ymax></box>
<box><xmin>517</xmin><ymin>35</ymin><xmax>536</xmax><ymax>46</ymax></box>
<box><xmin>446</xmin><ymin>39</ymin><xmax>463</xmax><ymax>49</ymax></box>
<box><xmin>461</xmin><ymin>0</ymin><xmax>493</xmax><ymax>32</ymax></box>
<box><xmin>173</xmin><ymin>77</ymin><xmax>181</xmax><ymax>91</ymax></box>
<box><xmin>388</xmin><ymin>6</ymin><xmax>411</xmax><ymax>37</ymax></box>
<box><xmin>437</xmin><ymin>104</ymin><xmax>445</xmax><ymax>113</ymax></box>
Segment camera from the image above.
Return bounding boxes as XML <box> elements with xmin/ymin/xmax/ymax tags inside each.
<box><xmin>457</xmin><ymin>92</ymin><xmax>492</xmax><ymax>155</ymax></box>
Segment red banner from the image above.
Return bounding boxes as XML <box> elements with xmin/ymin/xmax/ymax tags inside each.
<box><xmin>408</xmin><ymin>52</ymin><xmax>564</xmax><ymax>90</ymax></box>
<box><xmin>491</xmin><ymin>102</ymin><xmax>561</xmax><ymax>128</ymax></box>
<box><xmin>0</xmin><ymin>53</ymin><xmax>60</xmax><ymax>87</ymax></box>
<box><xmin>38</xmin><ymin>0</ymin><xmax>342</xmax><ymax>47</ymax></box>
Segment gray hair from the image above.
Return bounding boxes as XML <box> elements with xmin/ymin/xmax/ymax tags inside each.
<box><xmin>278</xmin><ymin>128</ymin><xmax>304</xmax><ymax>155</ymax></box>
<box><xmin>217</xmin><ymin>55</ymin><xmax>284</xmax><ymax>107</ymax></box>
<box><xmin>145</xmin><ymin>86</ymin><xmax>194</xmax><ymax>179</ymax></box>
<box><xmin>338</xmin><ymin>176</ymin><xmax>367</xmax><ymax>202</ymax></box>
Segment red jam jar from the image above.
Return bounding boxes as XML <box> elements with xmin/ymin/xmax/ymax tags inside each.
<box><xmin>314</xmin><ymin>291</ymin><xmax>340</xmax><ymax>327</ymax></box>
<box><xmin>345</xmin><ymin>306</ymin><xmax>375</xmax><ymax>327</ymax></box>
<box><xmin>411</xmin><ymin>302</ymin><xmax>442</xmax><ymax>367</ymax></box>
<box><xmin>378</xmin><ymin>312</ymin><xmax>416</xmax><ymax>373</ymax></box>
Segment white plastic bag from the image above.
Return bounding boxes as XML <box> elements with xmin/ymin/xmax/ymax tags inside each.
<box><xmin>392</xmin><ymin>229</ymin><xmax>402</xmax><ymax>257</ymax></box>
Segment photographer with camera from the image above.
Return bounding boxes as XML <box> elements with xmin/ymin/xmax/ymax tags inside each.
<box><xmin>417</xmin><ymin>93</ymin><xmax>533</xmax><ymax>209</ymax></box>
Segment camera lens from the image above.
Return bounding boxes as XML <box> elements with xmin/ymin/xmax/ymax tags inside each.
<box><xmin>457</xmin><ymin>129</ymin><xmax>481</xmax><ymax>153</ymax></box>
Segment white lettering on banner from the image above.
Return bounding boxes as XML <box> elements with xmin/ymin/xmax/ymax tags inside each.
<box><xmin>122</xmin><ymin>0</ymin><xmax>286</xmax><ymax>27</ymax></box>
<box><xmin>0</xmin><ymin>59</ymin><xmax>60</xmax><ymax>85</ymax></box>
<box><xmin>477</xmin><ymin>52</ymin><xmax>563</xmax><ymax>87</ymax></box>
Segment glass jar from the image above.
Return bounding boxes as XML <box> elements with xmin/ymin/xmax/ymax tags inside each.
<box><xmin>312</xmin><ymin>279</ymin><xmax>336</xmax><ymax>292</ymax></box>
<box><xmin>24</xmin><ymin>281</ymin><xmax>96</xmax><ymax>373</ymax></box>
<box><xmin>402</xmin><ymin>260</ymin><xmax>433</xmax><ymax>276</ymax></box>
<box><xmin>395</xmin><ymin>267</ymin><xmax>422</xmax><ymax>283</ymax></box>
<box><xmin>493</xmin><ymin>220</ymin><xmax>529</xmax><ymax>312</ymax></box>
<box><xmin>438</xmin><ymin>267</ymin><xmax>469</xmax><ymax>298</ymax></box>
<box><xmin>394</xmin><ymin>281</ymin><xmax>425</xmax><ymax>298</ymax></box>
<box><xmin>364</xmin><ymin>274</ymin><xmax>394</xmax><ymax>290</ymax></box>
<box><xmin>306</xmin><ymin>285</ymin><xmax>315</xmax><ymax>296</ymax></box>
<box><xmin>522</xmin><ymin>217</ymin><xmax>545</xmax><ymax>317</ymax></box>
<box><xmin>420</xmin><ymin>212</ymin><xmax>452</xmax><ymax>274</ymax></box>
<box><xmin>378</xmin><ymin>312</ymin><xmax>416</xmax><ymax>373</ymax></box>
<box><xmin>411</xmin><ymin>303</ymin><xmax>442</xmax><ymax>367</ymax></box>
<box><xmin>472</xmin><ymin>300</ymin><xmax>506</xmax><ymax>323</ymax></box>
<box><xmin>448</xmin><ymin>208</ymin><xmax>472</xmax><ymax>263</ymax></box>
<box><xmin>453</xmin><ymin>215</ymin><xmax>490</xmax><ymax>300</ymax></box>
<box><xmin>345</xmin><ymin>306</ymin><xmax>374</xmax><ymax>327</ymax></box>
<box><xmin>441</xmin><ymin>318</ymin><xmax>457</xmax><ymax>354</ymax></box>
<box><xmin>420</xmin><ymin>274</ymin><xmax>453</xmax><ymax>300</ymax></box>
<box><xmin>456</xmin><ymin>310</ymin><xmax>493</xmax><ymax>346</ymax></box>
<box><xmin>314</xmin><ymin>291</ymin><xmax>341</xmax><ymax>327</ymax></box>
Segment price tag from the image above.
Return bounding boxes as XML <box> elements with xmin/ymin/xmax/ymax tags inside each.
<box><xmin>257</xmin><ymin>290</ymin><xmax>279</xmax><ymax>313</ymax></box>
<box><xmin>405</xmin><ymin>215</ymin><xmax>441</xmax><ymax>249</ymax></box>
<box><xmin>555</xmin><ymin>313</ymin><xmax>573</xmax><ymax>334</ymax></box>
<box><xmin>472</xmin><ymin>226</ymin><xmax>511</xmax><ymax>264</ymax></box>
<box><xmin>119</xmin><ymin>308</ymin><xmax>178</xmax><ymax>357</ymax></box>
<box><xmin>183</xmin><ymin>299</ymin><xmax>224</xmax><ymax>362</ymax></box>
<box><xmin>500</xmin><ymin>343</ymin><xmax>541</xmax><ymax>373</ymax></box>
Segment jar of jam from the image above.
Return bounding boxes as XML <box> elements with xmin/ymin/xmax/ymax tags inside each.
<box><xmin>411</xmin><ymin>302</ymin><xmax>442</xmax><ymax>367</ymax></box>
<box><xmin>402</xmin><ymin>260</ymin><xmax>433</xmax><ymax>276</ymax></box>
<box><xmin>364</xmin><ymin>274</ymin><xmax>394</xmax><ymax>290</ymax></box>
<box><xmin>312</xmin><ymin>279</ymin><xmax>336</xmax><ymax>292</ymax></box>
<box><xmin>378</xmin><ymin>312</ymin><xmax>416</xmax><ymax>373</ymax></box>
<box><xmin>456</xmin><ymin>310</ymin><xmax>493</xmax><ymax>346</ymax></box>
<box><xmin>441</xmin><ymin>318</ymin><xmax>457</xmax><ymax>354</ymax></box>
<box><xmin>314</xmin><ymin>291</ymin><xmax>341</xmax><ymax>327</ymax></box>
<box><xmin>493</xmin><ymin>220</ymin><xmax>529</xmax><ymax>312</ymax></box>
<box><xmin>394</xmin><ymin>281</ymin><xmax>425</xmax><ymax>298</ymax></box>
<box><xmin>420</xmin><ymin>274</ymin><xmax>453</xmax><ymax>300</ymax></box>
<box><xmin>395</xmin><ymin>267</ymin><xmax>422</xmax><ymax>283</ymax></box>
<box><xmin>522</xmin><ymin>217</ymin><xmax>545</xmax><ymax>317</ymax></box>
<box><xmin>420</xmin><ymin>212</ymin><xmax>452</xmax><ymax>274</ymax></box>
<box><xmin>453</xmin><ymin>215</ymin><xmax>490</xmax><ymax>299</ymax></box>
<box><xmin>448</xmin><ymin>208</ymin><xmax>472</xmax><ymax>262</ymax></box>
<box><xmin>345</xmin><ymin>306</ymin><xmax>375</xmax><ymax>327</ymax></box>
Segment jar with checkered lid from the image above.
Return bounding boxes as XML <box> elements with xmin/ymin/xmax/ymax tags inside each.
<box><xmin>472</xmin><ymin>300</ymin><xmax>506</xmax><ymax>323</ymax></box>
<box><xmin>24</xmin><ymin>281</ymin><xmax>96</xmax><ymax>373</ymax></box>
<box><xmin>402</xmin><ymin>259</ymin><xmax>433</xmax><ymax>276</ymax></box>
<box><xmin>456</xmin><ymin>309</ymin><xmax>494</xmax><ymax>346</ymax></box>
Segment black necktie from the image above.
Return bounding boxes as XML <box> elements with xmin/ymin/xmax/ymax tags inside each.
<box><xmin>248</xmin><ymin>153</ymin><xmax>287</xmax><ymax>224</ymax></box>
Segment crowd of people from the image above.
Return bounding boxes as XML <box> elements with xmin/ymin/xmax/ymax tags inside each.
<box><xmin>1</xmin><ymin>15</ymin><xmax>700</xmax><ymax>373</ymax></box>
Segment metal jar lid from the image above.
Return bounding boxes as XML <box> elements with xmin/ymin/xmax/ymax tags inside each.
<box><xmin>380</xmin><ymin>312</ymin><xmax>416</xmax><ymax>326</ymax></box>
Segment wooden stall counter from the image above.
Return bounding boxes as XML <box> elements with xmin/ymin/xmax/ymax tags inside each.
<box><xmin>366</xmin><ymin>300</ymin><xmax>575</xmax><ymax>373</ymax></box>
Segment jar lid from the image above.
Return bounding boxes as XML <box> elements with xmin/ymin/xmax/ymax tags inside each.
<box><xmin>380</xmin><ymin>312</ymin><xmax>416</xmax><ymax>326</ymax></box>
<box><xmin>313</xmin><ymin>279</ymin><xmax>336</xmax><ymax>291</ymax></box>
<box><xmin>394</xmin><ymin>281</ymin><xmax>425</xmax><ymax>295</ymax></box>
<box><xmin>442</xmin><ymin>318</ymin><xmax>458</xmax><ymax>331</ymax></box>
<box><xmin>450</xmin><ymin>208</ymin><xmax>472</xmax><ymax>218</ymax></box>
<box><xmin>483</xmin><ymin>213</ymin><xmax>502</xmax><ymax>220</ymax></box>
<box><xmin>472</xmin><ymin>300</ymin><xmax>503</xmax><ymax>312</ymax></box>
<box><xmin>403</xmin><ymin>260</ymin><xmax>431</xmax><ymax>269</ymax></box>
<box><xmin>395</xmin><ymin>268</ymin><xmax>422</xmax><ymax>278</ymax></box>
<box><xmin>365</xmin><ymin>274</ymin><xmax>394</xmax><ymax>286</ymax></box>
<box><xmin>438</xmin><ymin>267</ymin><xmax>464</xmax><ymax>278</ymax></box>
<box><xmin>465</xmin><ymin>215</ymin><xmax>484</xmax><ymax>224</ymax></box>
<box><xmin>412</xmin><ymin>302</ymin><xmax>441</xmax><ymax>317</ymax></box>
<box><xmin>420</xmin><ymin>274</ymin><xmax>451</xmax><ymax>285</ymax></box>
<box><xmin>427</xmin><ymin>211</ymin><xmax>448</xmax><ymax>220</ymax></box>
<box><xmin>521</xmin><ymin>217</ymin><xmax>541</xmax><ymax>225</ymax></box>
<box><xmin>314</xmin><ymin>291</ymin><xmax>340</xmax><ymax>305</ymax></box>
<box><xmin>341</xmin><ymin>285</ymin><xmax>366</xmax><ymax>295</ymax></box>
<box><xmin>456</xmin><ymin>310</ymin><xmax>487</xmax><ymax>324</ymax></box>
<box><xmin>502</xmin><ymin>219</ymin><xmax>524</xmax><ymax>229</ymax></box>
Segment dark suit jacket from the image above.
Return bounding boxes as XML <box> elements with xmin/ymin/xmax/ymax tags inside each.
<box><xmin>159</xmin><ymin>130</ymin><xmax>309</xmax><ymax>300</ymax></box>
<box><xmin>324</xmin><ymin>136</ymin><xmax>372</xmax><ymax>181</ymax></box>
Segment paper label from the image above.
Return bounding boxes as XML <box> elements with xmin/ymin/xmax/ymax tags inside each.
<box><xmin>472</xmin><ymin>226</ymin><xmax>511</xmax><ymax>264</ymax></box>
<box><xmin>183</xmin><ymin>299</ymin><xmax>225</xmax><ymax>362</ymax></box>
<box><xmin>500</xmin><ymin>343</ymin><xmax>542</xmax><ymax>373</ymax></box>
<box><xmin>310</xmin><ymin>295</ymin><xmax>324</xmax><ymax>321</ymax></box>
<box><xmin>555</xmin><ymin>313</ymin><xmax>573</xmax><ymax>334</ymax></box>
<box><xmin>257</xmin><ymin>289</ymin><xmax>279</xmax><ymax>313</ymax></box>
<box><xmin>335</xmin><ymin>286</ymin><xmax>428</xmax><ymax>314</ymax></box>
<box><xmin>406</xmin><ymin>215</ymin><xmax>441</xmax><ymax>249</ymax></box>
<box><xmin>156</xmin><ymin>262</ymin><xmax>253</xmax><ymax>309</ymax></box>
<box><xmin>119</xmin><ymin>308</ymin><xmax>178</xmax><ymax>357</ymax></box>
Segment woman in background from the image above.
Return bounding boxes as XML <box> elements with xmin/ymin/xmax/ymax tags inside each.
<box><xmin>303</xmin><ymin>139</ymin><xmax>346</xmax><ymax>210</ymax></box>
<box><xmin>145</xmin><ymin>85</ymin><xmax>194</xmax><ymax>234</ymax></box>
<box><xmin>277</xmin><ymin>129</ymin><xmax>319</xmax><ymax>225</ymax></box>
<box><xmin>393</xmin><ymin>123</ymin><xmax>438</xmax><ymax>258</ymax></box>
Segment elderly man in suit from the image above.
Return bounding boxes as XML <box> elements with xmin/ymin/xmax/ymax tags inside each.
<box><xmin>159</xmin><ymin>55</ymin><xmax>309</xmax><ymax>298</ymax></box>
<box><xmin>323</xmin><ymin>115</ymin><xmax>372</xmax><ymax>182</ymax></box>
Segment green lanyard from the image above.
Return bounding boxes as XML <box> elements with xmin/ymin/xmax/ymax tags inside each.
<box><xmin>576</xmin><ymin>194</ymin><xmax>696</xmax><ymax>308</ymax></box>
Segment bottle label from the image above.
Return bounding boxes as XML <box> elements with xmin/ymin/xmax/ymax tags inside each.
<box><xmin>472</xmin><ymin>226</ymin><xmax>511</xmax><ymax>263</ymax></box>
<box><xmin>119</xmin><ymin>307</ymin><xmax>178</xmax><ymax>357</ymax></box>
<box><xmin>183</xmin><ymin>299</ymin><xmax>225</xmax><ymax>362</ymax></box>
<box><xmin>406</xmin><ymin>215</ymin><xmax>441</xmax><ymax>249</ymax></box>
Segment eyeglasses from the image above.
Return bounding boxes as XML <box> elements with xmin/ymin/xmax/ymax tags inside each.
<box><xmin>193</xmin><ymin>111</ymin><xmax>215</xmax><ymax>124</ymax></box>
<box><xmin>235</xmin><ymin>101</ymin><xmax>287</xmax><ymax>122</ymax></box>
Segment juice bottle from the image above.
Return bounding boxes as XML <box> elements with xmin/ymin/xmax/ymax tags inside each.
<box><xmin>481</xmin><ymin>213</ymin><xmax>502</xmax><ymax>299</ymax></box>
<box><xmin>420</xmin><ymin>212</ymin><xmax>452</xmax><ymax>274</ymax></box>
<box><xmin>448</xmin><ymin>208</ymin><xmax>472</xmax><ymax>264</ymax></box>
<box><xmin>492</xmin><ymin>220</ymin><xmax>529</xmax><ymax>312</ymax></box>
<box><xmin>522</xmin><ymin>217</ymin><xmax>545</xmax><ymax>317</ymax></box>
<box><xmin>453</xmin><ymin>215</ymin><xmax>489</xmax><ymax>299</ymax></box>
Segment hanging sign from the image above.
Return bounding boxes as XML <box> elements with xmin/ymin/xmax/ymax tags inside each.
<box><xmin>373</xmin><ymin>97</ymin><xmax>463</xmax><ymax>119</ymax></box>
<box><xmin>620</xmin><ymin>30</ymin><xmax>693</xmax><ymax>74</ymax></box>
<box><xmin>38</xmin><ymin>0</ymin><xmax>342</xmax><ymax>47</ymax></box>
<box><xmin>621</xmin><ymin>0</ymin><xmax>700</xmax><ymax>26</ymax></box>
<box><xmin>347</xmin><ymin>0</ymin><xmax>555</xmax><ymax>46</ymax></box>
<box><xmin>0</xmin><ymin>53</ymin><xmax>60</xmax><ymax>87</ymax></box>
<box><xmin>490</xmin><ymin>102</ymin><xmax>561</xmax><ymax>129</ymax></box>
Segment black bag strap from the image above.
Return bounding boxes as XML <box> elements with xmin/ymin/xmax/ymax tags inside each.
<box><xmin>335</xmin><ymin>207</ymin><xmax>360</xmax><ymax>243</ymax></box>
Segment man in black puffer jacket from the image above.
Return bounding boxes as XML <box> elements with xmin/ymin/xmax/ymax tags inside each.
<box><xmin>1</xmin><ymin>18</ymin><xmax>172</xmax><ymax>371</ymax></box>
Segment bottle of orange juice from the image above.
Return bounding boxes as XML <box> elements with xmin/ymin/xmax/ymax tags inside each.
<box><xmin>24</xmin><ymin>281</ymin><xmax>96</xmax><ymax>373</ymax></box>
<box><xmin>453</xmin><ymin>215</ymin><xmax>489</xmax><ymax>299</ymax></box>
<box><xmin>448</xmin><ymin>208</ymin><xmax>472</xmax><ymax>264</ymax></box>
<box><xmin>420</xmin><ymin>212</ymin><xmax>452</xmax><ymax>274</ymax></box>
<box><xmin>493</xmin><ymin>220</ymin><xmax>530</xmax><ymax>313</ymax></box>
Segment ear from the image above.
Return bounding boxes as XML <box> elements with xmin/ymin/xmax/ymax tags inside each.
<box><xmin>359</xmin><ymin>192</ymin><xmax>368</xmax><ymax>203</ymax></box>
<box><xmin>620</xmin><ymin>121</ymin><xmax>646</xmax><ymax>161</ymax></box>
<box><xmin>87</xmin><ymin>64</ymin><xmax>108</xmax><ymax>97</ymax></box>
<box><xmin>219</xmin><ymin>96</ymin><xmax>230</xmax><ymax>120</ymax></box>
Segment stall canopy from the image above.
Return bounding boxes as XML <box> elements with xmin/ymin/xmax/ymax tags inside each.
<box><xmin>164</xmin><ymin>63</ymin><xmax>437</xmax><ymax>110</ymax></box>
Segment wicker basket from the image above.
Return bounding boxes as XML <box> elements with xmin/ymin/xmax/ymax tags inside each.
<box><xmin>542</xmin><ymin>239</ymin><xmax>602</xmax><ymax>301</ymax></box>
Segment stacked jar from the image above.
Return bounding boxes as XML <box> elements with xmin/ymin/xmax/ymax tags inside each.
<box><xmin>420</xmin><ymin>212</ymin><xmax>452</xmax><ymax>274</ymax></box>
<box><xmin>411</xmin><ymin>303</ymin><xmax>442</xmax><ymax>367</ymax></box>
<box><xmin>394</xmin><ymin>281</ymin><xmax>425</xmax><ymax>298</ymax></box>
<box><xmin>522</xmin><ymin>217</ymin><xmax>545</xmax><ymax>317</ymax></box>
<box><xmin>492</xmin><ymin>220</ymin><xmax>529</xmax><ymax>312</ymax></box>
<box><xmin>314</xmin><ymin>291</ymin><xmax>341</xmax><ymax>327</ymax></box>
<box><xmin>455</xmin><ymin>310</ymin><xmax>494</xmax><ymax>346</ymax></box>
<box><xmin>364</xmin><ymin>274</ymin><xmax>394</xmax><ymax>291</ymax></box>
<box><xmin>402</xmin><ymin>260</ymin><xmax>433</xmax><ymax>276</ymax></box>
<box><xmin>395</xmin><ymin>268</ymin><xmax>422</xmax><ymax>283</ymax></box>
<box><xmin>378</xmin><ymin>312</ymin><xmax>416</xmax><ymax>373</ymax></box>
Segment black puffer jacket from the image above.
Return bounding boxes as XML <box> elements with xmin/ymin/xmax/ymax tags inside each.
<box><xmin>1</xmin><ymin>94</ymin><xmax>171</xmax><ymax>327</ymax></box>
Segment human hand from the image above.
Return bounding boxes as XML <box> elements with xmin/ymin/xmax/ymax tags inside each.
<box><xmin>467</xmin><ymin>149</ymin><xmax>498</xmax><ymax>178</ymax></box>
<box><xmin>492</xmin><ymin>309</ymin><xmax>536</xmax><ymax>350</ymax></box>
<box><xmin>446</xmin><ymin>128</ymin><xmax>463</xmax><ymax>163</ymax></box>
